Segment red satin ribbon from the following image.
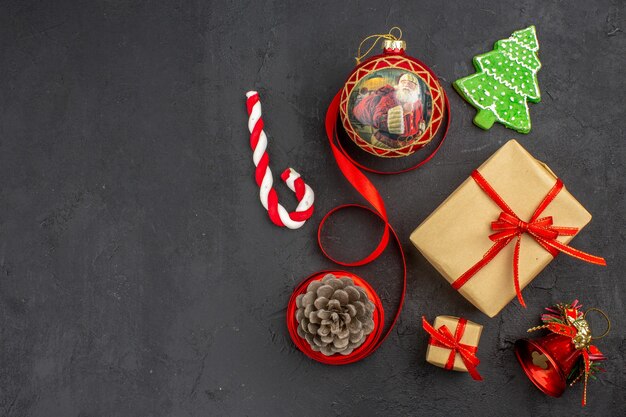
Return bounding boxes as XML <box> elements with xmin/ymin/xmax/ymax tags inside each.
<box><xmin>297</xmin><ymin>92</ymin><xmax>404</xmax><ymax>365</ymax></box>
<box><xmin>451</xmin><ymin>170</ymin><xmax>606</xmax><ymax>307</ymax></box>
<box><xmin>422</xmin><ymin>316</ymin><xmax>482</xmax><ymax>380</ymax></box>
<box><xmin>293</xmin><ymin>84</ymin><xmax>449</xmax><ymax>365</ymax></box>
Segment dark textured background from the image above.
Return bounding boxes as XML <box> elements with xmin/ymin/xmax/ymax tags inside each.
<box><xmin>0</xmin><ymin>1</ymin><xmax>624</xmax><ymax>416</ymax></box>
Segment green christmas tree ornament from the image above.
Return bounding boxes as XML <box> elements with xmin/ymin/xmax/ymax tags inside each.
<box><xmin>454</xmin><ymin>26</ymin><xmax>541</xmax><ymax>134</ymax></box>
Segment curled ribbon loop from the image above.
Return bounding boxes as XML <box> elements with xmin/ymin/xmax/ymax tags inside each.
<box><xmin>288</xmin><ymin>93</ymin><xmax>407</xmax><ymax>365</ymax></box>
<box><xmin>300</xmin><ymin>83</ymin><xmax>448</xmax><ymax>363</ymax></box>
<box><xmin>422</xmin><ymin>317</ymin><xmax>482</xmax><ymax>381</ymax></box>
<box><xmin>289</xmin><ymin>51</ymin><xmax>450</xmax><ymax>364</ymax></box>
<box><xmin>452</xmin><ymin>170</ymin><xmax>606</xmax><ymax>308</ymax></box>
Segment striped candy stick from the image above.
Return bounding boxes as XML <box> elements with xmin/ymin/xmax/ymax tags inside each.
<box><xmin>246</xmin><ymin>91</ymin><xmax>314</xmax><ymax>229</ymax></box>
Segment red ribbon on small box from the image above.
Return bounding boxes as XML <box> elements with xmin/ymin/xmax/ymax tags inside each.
<box><xmin>451</xmin><ymin>170</ymin><xmax>606</xmax><ymax>307</ymax></box>
<box><xmin>422</xmin><ymin>316</ymin><xmax>482</xmax><ymax>381</ymax></box>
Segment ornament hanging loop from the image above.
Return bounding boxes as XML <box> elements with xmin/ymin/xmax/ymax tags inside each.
<box><xmin>583</xmin><ymin>308</ymin><xmax>611</xmax><ymax>340</ymax></box>
<box><xmin>388</xmin><ymin>26</ymin><xmax>402</xmax><ymax>40</ymax></box>
<box><xmin>355</xmin><ymin>26</ymin><xmax>403</xmax><ymax>64</ymax></box>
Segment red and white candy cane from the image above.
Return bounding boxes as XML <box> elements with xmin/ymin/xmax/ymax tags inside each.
<box><xmin>246</xmin><ymin>91</ymin><xmax>314</xmax><ymax>229</ymax></box>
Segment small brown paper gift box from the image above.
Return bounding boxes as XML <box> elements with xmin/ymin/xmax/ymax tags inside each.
<box><xmin>425</xmin><ymin>316</ymin><xmax>482</xmax><ymax>373</ymax></box>
<box><xmin>410</xmin><ymin>140</ymin><xmax>599</xmax><ymax>317</ymax></box>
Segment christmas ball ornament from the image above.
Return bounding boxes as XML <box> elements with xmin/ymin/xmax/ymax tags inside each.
<box><xmin>338</xmin><ymin>27</ymin><xmax>449</xmax><ymax>159</ymax></box>
<box><xmin>294</xmin><ymin>273</ymin><xmax>376</xmax><ymax>356</ymax></box>
<box><xmin>514</xmin><ymin>300</ymin><xmax>609</xmax><ymax>406</ymax></box>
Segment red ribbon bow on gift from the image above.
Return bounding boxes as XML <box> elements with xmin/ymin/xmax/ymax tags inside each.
<box><xmin>422</xmin><ymin>316</ymin><xmax>482</xmax><ymax>381</ymax></box>
<box><xmin>452</xmin><ymin>170</ymin><xmax>606</xmax><ymax>307</ymax></box>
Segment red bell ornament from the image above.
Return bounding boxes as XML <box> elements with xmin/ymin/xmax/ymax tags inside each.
<box><xmin>515</xmin><ymin>333</ymin><xmax>582</xmax><ymax>398</ymax></box>
<box><xmin>514</xmin><ymin>301</ymin><xmax>609</xmax><ymax>406</ymax></box>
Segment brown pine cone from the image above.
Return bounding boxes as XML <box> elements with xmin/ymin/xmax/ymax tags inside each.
<box><xmin>295</xmin><ymin>273</ymin><xmax>375</xmax><ymax>356</ymax></box>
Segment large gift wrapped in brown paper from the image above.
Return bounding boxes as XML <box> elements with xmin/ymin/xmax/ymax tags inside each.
<box><xmin>410</xmin><ymin>140</ymin><xmax>605</xmax><ymax>317</ymax></box>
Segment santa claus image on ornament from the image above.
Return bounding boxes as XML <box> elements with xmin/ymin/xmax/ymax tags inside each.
<box><xmin>350</xmin><ymin>70</ymin><xmax>431</xmax><ymax>149</ymax></box>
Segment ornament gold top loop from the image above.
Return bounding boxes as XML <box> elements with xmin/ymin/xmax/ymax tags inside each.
<box><xmin>584</xmin><ymin>308</ymin><xmax>611</xmax><ymax>340</ymax></box>
<box><xmin>388</xmin><ymin>26</ymin><xmax>403</xmax><ymax>40</ymax></box>
<box><xmin>355</xmin><ymin>27</ymin><xmax>403</xmax><ymax>65</ymax></box>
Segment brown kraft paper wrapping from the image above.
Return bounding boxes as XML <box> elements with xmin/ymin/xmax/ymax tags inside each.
<box><xmin>410</xmin><ymin>140</ymin><xmax>592</xmax><ymax>317</ymax></box>
<box><xmin>425</xmin><ymin>316</ymin><xmax>482</xmax><ymax>372</ymax></box>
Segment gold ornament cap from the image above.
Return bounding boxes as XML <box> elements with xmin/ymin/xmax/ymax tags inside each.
<box><xmin>383</xmin><ymin>39</ymin><xmax>406</xmax><ymax>51</ymax></box>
